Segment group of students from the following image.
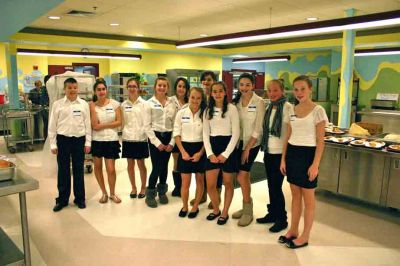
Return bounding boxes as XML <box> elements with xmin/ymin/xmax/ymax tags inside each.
<box><xmin>48</xmin><ymin>71</ymin><xmax>327</xmax><ymax>249</ymax></box>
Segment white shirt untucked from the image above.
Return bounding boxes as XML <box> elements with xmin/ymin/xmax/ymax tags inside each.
<box><xmin>121</xmin><ymin>97</ymin><xmax>147</xmax><ymax>142</ymax></box>
<box><xmin>173</xmin><ymin>106</ymin><xmax>203</xmax><ymax>142</ymax></box>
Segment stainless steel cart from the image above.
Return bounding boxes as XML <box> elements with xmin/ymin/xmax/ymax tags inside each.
<box><xmin>2</xmin><ymin>109</ymin><xmax>34</xmax><ymax>153</ymax></box>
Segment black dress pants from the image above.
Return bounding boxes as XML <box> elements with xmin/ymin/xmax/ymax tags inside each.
<box><xmin>148</xmin><ymin>131</ymin><xmax>172</xmax><ymax>189</ymax></box>
<box><xmin>56</xmin><ymin>135</ymin><xmax>85</xmax><ymax>205</ymax></box>
<box><xmin>264</xmin><ymin>152</ymin><xmax>287</xmax><ymax>222</ymax></box>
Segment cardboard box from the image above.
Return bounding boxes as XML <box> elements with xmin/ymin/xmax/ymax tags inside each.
<box><xmin>356</xmin><ymin>122</ymin><xmax>383</xmax><ymax>135</ymax></box>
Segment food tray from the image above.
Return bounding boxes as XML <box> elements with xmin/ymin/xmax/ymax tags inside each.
<box><xmin>387</xmin><ymin>144</ymin><xmax>400</xmax><ymax>153</ymax></box>
<box><xmin>364</xmin><ymin>141</ymin><xmax>386</xmax><ymax>150</ymax></box>
<box><xmin>0</xmin><ymin>164</ymin><xmax>16</xmax><ymax>182</ymax></box>
<box><xmin>331</xmin><ymin>137</ymin><xmax>355</xmax><ymax>144</ymax></box>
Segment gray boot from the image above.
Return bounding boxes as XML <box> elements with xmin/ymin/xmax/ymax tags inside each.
<box><xmin>145</xmin><ymin>188</ymin><xmax>158</xmax><ymax>208</ymax></box>
<box><xmin>232</xmin><ymin>209</ymin><xmax>243</xmax><ymax>219</ymax></box>
<box><xmin>238</xmin><ymin>198</ymin><xmax>253</xmax><ymax>227</ymax></box>
<box><xmin>157</xmin><ymin>183</ymin><xmax>169</xmax><ymax>204</ymax></box>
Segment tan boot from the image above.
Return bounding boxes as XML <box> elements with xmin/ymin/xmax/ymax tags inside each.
<box><xmin>232</xmin><ymin>209</ymin><xmax>243</xmax><ymax>219</ymax></box>
<box><xmin>208</xmin><ymin>187</ymin><xmax>222</xmax><ymax>209</ymax></box>
<box><xmin>191</xmin><ymin>187</ymin><xmax>207</xmax><ymax>206</ymax></box>
<box><xmin>238</xmin><ymin>198</ymin><xmax>253</xmax><ymax>227</ymax></box>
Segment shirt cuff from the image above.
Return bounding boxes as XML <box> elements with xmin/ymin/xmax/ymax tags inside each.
<box><xmin>50</xmin><ymin>144</ymin><xmax>58</xmax><ymax>150</ymax></box>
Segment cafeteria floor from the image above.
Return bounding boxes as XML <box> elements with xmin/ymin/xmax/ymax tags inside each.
<box><xmin>1</xmin><ymin>141</ymin><xmax>400</xmax><ymax>266</ymax></box>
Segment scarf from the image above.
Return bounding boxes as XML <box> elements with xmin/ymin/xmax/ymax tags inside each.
<box><xmin>260</xmin><ymin>96</ymin><xmax>287</xmax><ymax>152</ymax></box>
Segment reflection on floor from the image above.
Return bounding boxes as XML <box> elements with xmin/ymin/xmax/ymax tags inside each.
<box><xmin>1</xmin><ymin>142</ymin><xmax>400</xmax><ymax>266</ymax></box>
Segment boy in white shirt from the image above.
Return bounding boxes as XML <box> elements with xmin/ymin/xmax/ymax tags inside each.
<box><xmin>48</xmin><ymin>78</ymin><xmax>91</xmax><ymax>212</ymax></box>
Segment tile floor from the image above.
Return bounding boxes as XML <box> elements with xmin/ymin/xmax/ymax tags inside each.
<box><xmin>0</xmin><ymin>141</ymin><xmax>399</xmax><ymax>266</ymax></box>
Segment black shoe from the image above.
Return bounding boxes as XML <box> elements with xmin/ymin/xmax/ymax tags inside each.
<box><xmin>179</xmin><ymin>208</ymin><xmax>188</xmax><ymax>217</ymax></box>
<box><xmin>217</xmin><ymin>216</ymin><xmax>229</xmax><ymax>225</ymax></box>
<box><xmin>256</xmin><ymin>213</ymin><xmax>275</xmax><ymax>224</ymax></box>
<box><xmin>278</xmin><ymin>235</ymin><xmax>297</xmax><ymax>244</ymax></box>
<box><xmin>188</xmin><ymin>209</ymin><xmax>199</xmax><ymax>219</ymax></box>
<box><xmin>206</xmin><ymin>211</ymin><xmax>221</xmax><ymax>221</ymax></box>
<box><xmin>130</xmin><ymin>193</ymin><xmax>137</xmax><ymax>198</ymax></box>
<box><xmin>75</xmin><ymin>202</ymin><xmax>86</xmax><ymax>209</ymax></box>
<box><xmin>171</xmin><ymin>188</ymin><xmax>181</xmax><ymax>197</ymax></box>
<box><xmin>286</xmin><ymin>239</ymin><xmax>308</xmax><ymax>249</ymax></box>
<box><xmin>53</xmin><ymin>203</ymin><xmax>67</xmax><ymax>212</ymax></box>
<box><xmin>269</xmin><ymin>221</ymin><xmax>288</xmax><ymax>233</ymax></box>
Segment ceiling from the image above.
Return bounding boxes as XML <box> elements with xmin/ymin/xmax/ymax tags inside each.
<box><xmin>28</xmin><ymin>0</ymin><xmax>400</xmax><ymax>42</ymax></box>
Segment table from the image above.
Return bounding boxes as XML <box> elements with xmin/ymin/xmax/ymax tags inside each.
<box><xmin>0</xmin><ymin>170</ymin><xmax>39</xmax><ymax>266</ymax></box>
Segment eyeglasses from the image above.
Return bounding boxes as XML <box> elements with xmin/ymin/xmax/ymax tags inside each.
<box><xmin>127</xmin><ymin>85</ymin><xmax>138</xmax><ymax>89</ymax></box>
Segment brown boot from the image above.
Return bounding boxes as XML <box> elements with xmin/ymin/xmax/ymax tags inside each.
<box><xmin>208</xmin><ymin>187</ymin><xmax>222</xmax><ymax>209</ymax></box>
<box><xmin>190</xmin><ymin>186</ymin><xmax>207</xmax><ymax>206</ymax></box>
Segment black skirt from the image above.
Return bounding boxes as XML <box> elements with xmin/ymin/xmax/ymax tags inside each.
<box><xmin>178</xmin><ymin>142</ymin><xmax>206</xmax><ymax>173</ymax></box>
<box><xmin>205</xmin><ymin>136</ymin><xmax>238</xmax><ymax>173</ymax></box>
<box><xmin>171</xmin><ymin>145</ymin><xmax>180</xmax><ymax>153</ymax></box>
<box><xmin>122</xmin><ymin>141</ymin><xmax>149</xmax><ymax>159</ymax></box>
<box><xmin>91</xmin><ymin>140</ymin><xmax>121</xmax><ymax>159</ymax></box>
<box><xmin>285</xmin><ymin>143</ymin><xmax>317</xmax><ymax>188</ymax></box>
<box><xmin>237</xmin><ymin>141</ymin><xmax>260</xmax><ymax>172</ymax></box>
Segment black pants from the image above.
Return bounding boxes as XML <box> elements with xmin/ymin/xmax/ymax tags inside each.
<box><xmin>264</xmin><ymin>153</ymin><xmax>287</xmax><ymax>222</ymax></box>
<box><xmin>148</xmin><ymin>131</ymin><xmax>172</xmax><ymax>189</ymax></box>
<box><xmin>56</xmin><ymin>135</ymin><xmax>85</xmax><ymax>205</ymax></box>
<box><xmin>34</xmin><ymin>109</ymin><xmax>49</xmax><ymax>139</ymax></box>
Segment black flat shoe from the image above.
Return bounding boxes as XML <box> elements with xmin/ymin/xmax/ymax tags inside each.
<box><xmin>206</xmin><ymin>211</ymin><xmax>221</xmax><ymax>221</ymax></box>
<box><xmin>74</xmin><ymin>201</ymin><xmax>86</xmax><ymax>209</ymax></box>
<box><xmin>285</xmin><ymin>239</ymin><xmax>308</xmax><ymax>249</ymax></box>
<box><xmin>130</xmin><ymin>193</ymin><xmax>137</xmax><ymax>198</ymax></box>
<box><xmin>179</xmin><ymin>208</ymin><xmax>188</xmax><ymax>218</ymax></box>
<box><xmin>256</xmin><ymin>213</ymin><xmax>275</xmax><ymax>224</ymax></box>
<box><xmin>278</xmin><ymin>235</ymin><xmax>297</xmax><ymax>244</ymax></box>
<box><xmin>138</xmin><ymin>193</ymin><xmax>145</xmax><ymax>199</ymax></box>
<box><xmin>188</xmin><ymin>209</ymin><xmax>199</xmax><ymax>219</ymax></box>
<box><xmin>53</xmin><ymin>203</ymin><xmax>67</xmax><ymax>212</ymax></box>
<box><xmin>269</xmin><ymin>221</ymin><xmax>288</xmax><ymax>233</ymax></box>
<box><xmin>217</xmin><ymin>216</ymin><xmax>229</xmax><ymax>225</ymax></box>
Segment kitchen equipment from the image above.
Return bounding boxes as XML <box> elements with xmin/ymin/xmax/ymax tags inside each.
<box><xmin>370</xmin><ymin>99</ymin><xmax>397</xmax><ymax>110</ymax></box>
<box><xmin>0</xmin><ymin>161</ymin><xmax>16</xmax><ymax>181</ymax></box>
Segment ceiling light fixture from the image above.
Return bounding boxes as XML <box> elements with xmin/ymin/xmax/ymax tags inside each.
<box><xmin>355</xmin><ymin>47</ymin><xmax>400</xmax><ymax>56</ymax></box>
<box><xmin>136</xmin><ymin>34</ymin><xmax>144</xmax><ymax>37</ymax></box>
<box><xmin>306</xmin><ymin>17</ymin><xmax>319</xmax><ymax>21</ymax></box>
<box><xmin>176</xmin><ymin>10</ymin><xmax>400</xmax><ymax>48</ymax></box>
<box><xmin>109</xmin><ymin>23</ymin><xmax>120</xmax><ymax>26</ymax></box>
<box><xmin>17</xmin><ymin>49</ymin><xmax>142</xmax><ymax>60</ymax></box>
<box><xmin>233</xmin><ymin>55</ymin><xmax>290</xmax><ymax>63</ymax></box>
<box><xmin>200</xmin><ymin>34</ymin><xmax>208</xmax><ymax>37</ymax></box>
<box><xmin>48</xmin><ymin>16</ymin><xmax>61</xmax><ymax>20</ymax></box>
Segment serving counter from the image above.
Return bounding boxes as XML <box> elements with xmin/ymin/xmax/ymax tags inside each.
<box><xmin>319</xmin><ymin>140</ymin><xmax>400</xmax><ymax>209</ymax></box>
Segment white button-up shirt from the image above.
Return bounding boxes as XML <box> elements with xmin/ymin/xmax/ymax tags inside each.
<box><xmin>203</xmin><ymin>103</ymin><xmax>240</xmax><ymax>158</ymax></box>
<box><xmin>144</xmin><ymin>96</ymin><xmax>177</xmax><ymax>147</ymax></box>
<box><xmin>236</xmin><ymin>93</ymin><xmax>265</xmax><ymax>149</ymax></box>
<box><xmin>171</xmin><ymin>95</ymin><xmax>188</xmax><ymax>110</ymax></box>
<box><xmin>92</xmin><ymin>99</ymin><xmax>120</xmax><ymax>141</ymax></box>
<box><xmin>173</xmin><ymin>106</ymin><xmax>203</xmax><ymax>142</ymax></box>
<box><xmin>48</xmin><ymin>96</ymin><xmax>91</xmax><ymax>149</ymax></box>
<box><xmin>121</xmin><ymin>97</ymin><xmax>147</xmax><ymax>142</ymax></box>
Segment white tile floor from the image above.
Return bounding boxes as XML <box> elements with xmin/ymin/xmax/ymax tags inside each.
<box><xmin>1</xmin><ymin>142</ymin><xmax>400</xmax><ymax>266</ymax></box>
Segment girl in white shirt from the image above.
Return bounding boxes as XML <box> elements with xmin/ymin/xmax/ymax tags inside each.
<box><xmin>252</xmin><ymin>80</ymin><xmax>293</xmax><ymax>233</ymax></box>
<box><xmin>143</xmin><ymin>77</ymin><xmax>177</xmax><ymax>208</ymax></box>
<box><xmin>121</xmin><ymin>78</ymin><xmax>148</xmax><ymax>199</ymax></box>
<box><xmin>203</xmin><ymin>81</ymin><xmax>240</xmax><ymax>225</ymax></box>
<box><xmin>279</xmin><ymin>75</ymin><xmax>328</xmax><ymax>249</ymax></box>
<box><xmin>90</xmin><ymin>79</ymin><xmax>122</xmax><ymax>204</ymax></box>
<box><xmin>171</xmin><ymin>77</ymin><xmax>189</xmax><ymax>197</ymax></box>
<box><xmin>231</xmin><ymin>73</ymin><xmax>265</xmax><ymax>227</ymax></box>
<box><xmin>173</xmin><ymin>87</ymin><xmax>207</xmax><ymax>218</ymax></box>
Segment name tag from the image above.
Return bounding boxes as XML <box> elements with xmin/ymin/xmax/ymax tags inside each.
<box><xmin>213</xmin><ymin>110</ymin><xmax>219</xmax><ymax>116</ymax></box>
<box><xmin>124</xmin><ymin>106</ymin><xmax>132</xmax><ymax>112</ymax></box>
<box><xmin>248</xmin><ymin>105</ymin><xmax>256</xmax><ymax>112</ymax></box>
<box><xmin>106</xmin><ymin>108</ymin><xmax>114</xmax><ymax>113</ymax></box>
<box><xmin>73</xmin><ymin>110</ymin><xmax>81</xmax><ymax>116</ymax></box>
<box><xmin>181</xmin><ymin>116</ymin><xmax>190</xmax><ymax>123</ymax></box>
<box><xmin>153</xmin><ymin>104</ymin><xmax>162</xmax><ymax>109</ymax></box>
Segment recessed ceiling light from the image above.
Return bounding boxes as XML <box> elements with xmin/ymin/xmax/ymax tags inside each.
<box><xmin>199</xmin><ymin>34</ymin><xmax>208</xmax><ymax>37</ymax></box>
<box><xmin>229</xmin><ymin>54</ymin><xmax>249</xmax><ymax>58</ymax></box>
<box><xmin>306</xmin><ymin>17</ymin><xmax>319</xmax><ymax>21</ymax></box>
<box><xmin>136</xmin><ymin>34</ymin><xmax>144</xmax><ymax>37</ymax></box>
<box><xmin>48</xmin><ymin>16</ymin><xmax>61</xmax><ymax>20</ymax></box>
<box><xmin>109</xmin><ymin>23</ymin><xmax>120</xmax><ymax>26</ymax></box>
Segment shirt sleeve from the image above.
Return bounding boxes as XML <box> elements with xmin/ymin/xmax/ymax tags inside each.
<box><xmin>173</xmin><ymin>109</ymin><xmax>183</xmax><ymax>138</ymax></box>
<box><xmin>83</xmin><ymin>102</ymin><xmax>92</xmax><ymax>147</ymax></box>
<box><xmin>251</xmin><ymin>98</ymin><xmax>266</xmax><ymax>140</ymax></box>
<box><xmin>112</xmin><ymin>99</ymin><xmax>120</xmax><ymax>110</ymax></box>
<box><xmin>314</xmin><ymin>105</ymin><xmax>329</xmax><ymax>125</ymax></box>
<box><xmin>48</xmin><ymin>101</ymin><xmax>59</xmax><ymax>150</ymax></box>
<box><xmin>202</xmin><ymin>111</ymin><xmax>213</xmax><ymax>157</ymax></box>
<box><xmin>221</xmin><ymin>105</ymin><xmax>240</xmax><ymax>158</ymax></box>
<box><xmin>143</xmin><ymin>101</ymin><xmax>162</xmax><ymax>147</ymax></box>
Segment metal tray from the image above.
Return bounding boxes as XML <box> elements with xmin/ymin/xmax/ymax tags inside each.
<box><xmin>0</xmin><ymin>165</ymin><xmax>16</xmax><ymax>182</ymax></box>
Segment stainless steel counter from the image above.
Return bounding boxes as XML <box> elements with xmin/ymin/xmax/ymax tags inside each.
<box><xmin>0</xmin><ymin>170</ymin><xmax>39</xmax><ymax>266</ymax></box>
<box><xmin>319</xmin><ymin>142</ymin><xmax>400</xmax><ymax>209</ymax></box>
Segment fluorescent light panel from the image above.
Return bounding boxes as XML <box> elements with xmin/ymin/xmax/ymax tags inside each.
<box><xmin>233</xmin><ymin>56</ymin><xmax>290</xmax><ymax>63</ymax></box>
<box><xmin>355</xmin><ymin>47</ymin><xmax>400</xmax><ymax>56</ymax></box>
<box><xmin>17</xmin><ymin>49</ymin><xmax>141</xmax><ymax>60</ymax></box>
<box><xmin>176</xmin><ymin>10</ymin><xmax>400</xmax><ymax>48</ymax></box>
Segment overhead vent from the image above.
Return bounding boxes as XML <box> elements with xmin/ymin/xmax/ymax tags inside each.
<box><xmin>65</xmin><ymin>10</ymin><xmax>97</xmax><ymax>17</ymax></box>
